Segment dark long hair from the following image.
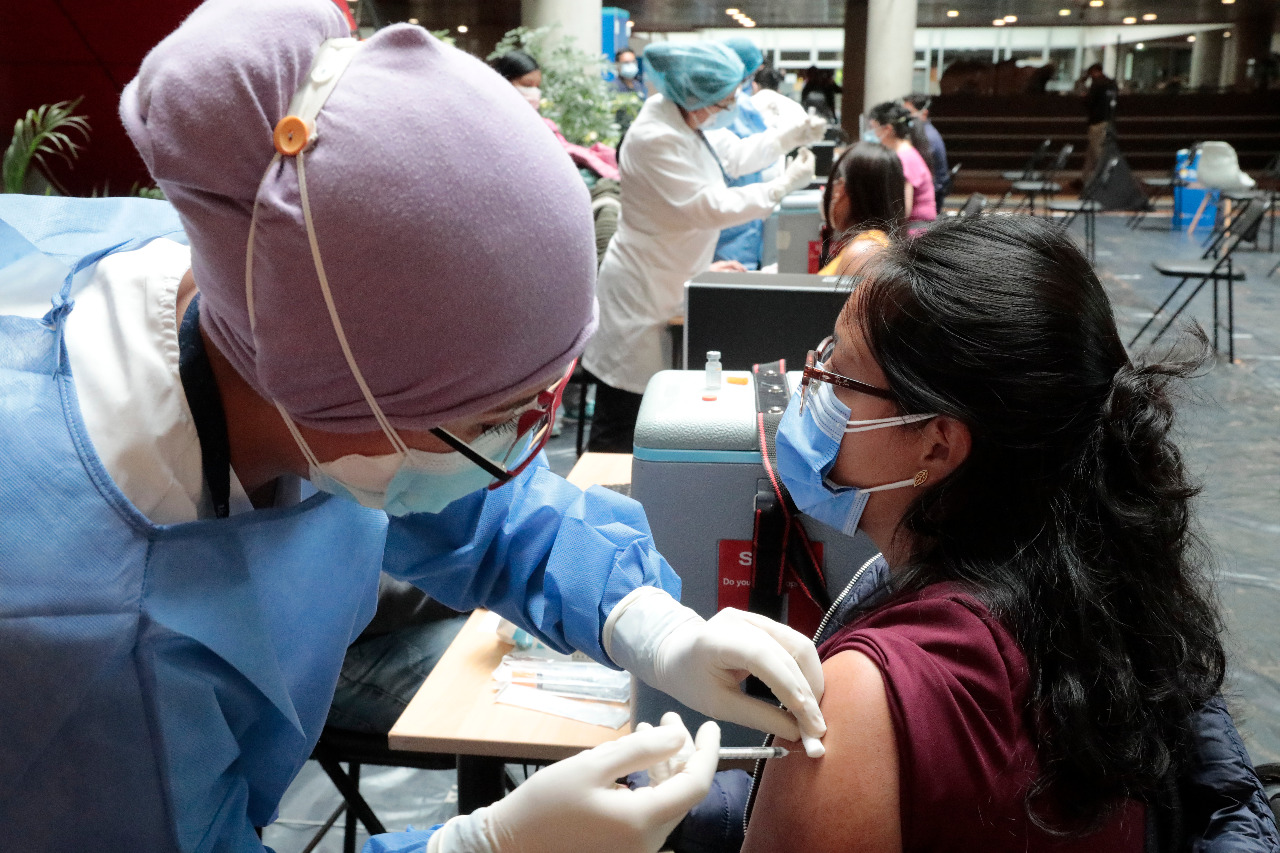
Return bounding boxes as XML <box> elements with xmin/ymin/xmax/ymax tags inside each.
<box><xmin>489</xmin><ymin>50</ymin><xmax>539</xmax><ymax>81</ymax></box>
<box><xmin>851</xmin><ymin>215</ymin><xmax>1225</xmax><ymax>832</ymax></box>
<box><xmin>868</xmin><ymin>100</ymin><xmax>935</xmax><ymax>176</ymax></box>
<box><xmin>820</xmin><ymin>141</ymin><xmax>906</xmax><ymax>267</ymax></box>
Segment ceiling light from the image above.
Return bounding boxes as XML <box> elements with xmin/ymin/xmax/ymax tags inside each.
<box><xmin>1142</xmin><ymin>13</ymin><xmax>1156</xmax><ymax>20</ymax></box>
<box><xmin>1222</xmin><ymin>0</ymin><xmax>1236</xmax><ymax>4</ymax></box>
<box><xmin>725</xmin><ymin>7</ymin><xmax>740</xmax><ymax>13</ymax></box>
<box><xmin>407</xmin><ymin>17</ymin><xmax>419</xmax><ymax>24</ymax></box>
<box><xmin>947</xmin><ymin>9</ymin><xmax>960</xmax><ymax>17</ymax></box>
<box><xmin>1059</xmin><ymin>8</ymin><xmax>1071</xmax><ymax>15</ymax></box>
<box><xmin>1224</xmin><ymin>30</ymin><xmax>1232</xmax><ymax>36</ymax></box>
<box><xmin>1004</xmin><ymin>14</ymin><xmax>1017</xmax><ymax>22</ymax></box>
<box><xmin>1187</xmin><ymin>35</ymin><xmax>1196</xmax><ymax>42</ymax></box>
<box><xmin>993</xmin><ymin>19</ymin><xmax>1006</xmax><ymax>26</ymax></box>
<box><xmin>1089</xmin><ymin>0</ymin><xmax>1104</xmax><ymax>6</ymax></box>
<box><xmin>1136</xmin><ymin>42</ymin><xmax>1145</xmax><ymax>49</ymax></box>
<box><xmin>457</xmin><ymin>24</ymin><xmax>468</xmax><ymax>32</ymax></box>
<box><xmin>1123</xmin><ymin>16</ymin><xmax>1137</xmax><ymax>23</ymax></box>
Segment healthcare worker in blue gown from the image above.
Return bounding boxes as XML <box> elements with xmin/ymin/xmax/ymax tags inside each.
<box><xmin>707</xmin><ymin>38</ymin><xmax>828</xmax><ymax>270</ymax></box>
<box><xmin>0</xmin><ymin>2</ymin><xmax>828</xmax><ymax>851</ymax></box>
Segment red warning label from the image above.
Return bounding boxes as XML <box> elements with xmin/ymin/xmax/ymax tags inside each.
<box><xmin>717</xmin><ymin>539</ymin><xmax>825</xmax><ymax>636</ymax></box>
<box><xmin>717</xmin><ymin>540</ymin><xmax>755</xmax><ymax>612</ymax></box>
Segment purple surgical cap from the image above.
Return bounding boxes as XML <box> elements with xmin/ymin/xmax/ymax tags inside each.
<box><xmin>120</xmin><ymin>0</ymin><xmax>597</xmax><ymax>432</ymax></box>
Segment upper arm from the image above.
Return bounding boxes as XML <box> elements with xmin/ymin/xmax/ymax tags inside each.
<box><xmin>741</xmin><ymin>650</ymin><xmax>902</xmax><ymax>853</ymax></box>
<box><xmin>632</xmin><ymin>134</ymin><xmax>777</xmax><ymax>229</ymax></box>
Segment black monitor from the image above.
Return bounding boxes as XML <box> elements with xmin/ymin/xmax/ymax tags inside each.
<box><xmin>682</xmin><ymin>271</ymin><xmax>852</xmax><ymax>371</ymax></box>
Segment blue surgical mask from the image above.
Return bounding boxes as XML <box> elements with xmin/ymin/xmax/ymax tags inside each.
<box><xmin>775</xmin><ymin>381</ymin><xmax>936</xmax><ymax>536</ymax></box>
<box><xmin>861</xmin><ymin>128</ymin><xmax>880</xmax><ymax>144</ymax></box>
<box><xmin>306</xmin><ymin>420</ymin><xmax>534</xmax><ymax>516</ymax></box>
<box><xmin>700</xmin><ymin>105</ymin><xmax>738</xmax><ymax>131</ymax></box>
<box><xmin>619</xmin><ymin>61</ymin><xmax>639</xmax><ymax>80</ymax></box>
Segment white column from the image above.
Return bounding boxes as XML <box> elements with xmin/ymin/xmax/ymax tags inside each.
<box><xmin>1102</xmin><ymin>42</ymin><xmax>1118</xmax><ymax>78</ymax></box>
<box><xmin>522</xmin><ymin>0</ymin><xmax>603</xmax><ymax>58</ymax></box>
<box><xmin>1220</xmin><ymin>32</ymin><xmax>1238</xmax><ymax>89</ymax></box>
<box><xmin>1189</xmin><ymin>30</ymin><xmax>1225</xmax><ymax>90</ymax></box>
<box><xmin>864</xmin><ymin>0</ymin><xmax>917</xmax><ymax>108</ymax></box>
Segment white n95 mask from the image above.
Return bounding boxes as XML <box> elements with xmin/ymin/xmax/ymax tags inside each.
<box><xmin>775</xmin><ymin>380</ymin><xmax>934</xmax><ymax>536</ymax></box>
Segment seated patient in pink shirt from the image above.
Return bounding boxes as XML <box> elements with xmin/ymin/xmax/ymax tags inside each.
<box><xmin>867</xmin><ymin>101</ymin><xmax>936</xmax><ymax>225</ymax></box>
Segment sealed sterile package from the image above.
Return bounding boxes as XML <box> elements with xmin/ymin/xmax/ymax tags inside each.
<box><xmin>493</xmin><ymin>658</ymin><xmax>632</xmax><ymax>704</ymax></box>
<box><xmin>495</xmin><ymin>684</ymin><xmax>630</xmax><ymax>729</ymax></box>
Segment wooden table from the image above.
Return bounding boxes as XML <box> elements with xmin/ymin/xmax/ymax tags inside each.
<box><xmin>387</xmin><ymin>453</ymin><xmax>634</xmax><ymax>812</ymax></box>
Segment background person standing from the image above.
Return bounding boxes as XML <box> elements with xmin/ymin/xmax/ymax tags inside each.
<box><xmin>1080</xmin><ymin>63</ymin><xmax>1118</xmax><ymax>186</ymax></box>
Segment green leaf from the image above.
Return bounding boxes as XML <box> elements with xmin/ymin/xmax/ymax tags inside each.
<box><xmin>3</xmin><ymin>97</ymin><xmax>91</xmax><ymax>194</ymax></box>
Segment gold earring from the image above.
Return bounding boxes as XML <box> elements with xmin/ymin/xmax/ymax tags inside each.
<box><xmin>913</xmin><ymin>470</ymin><xmax>929</xmax><ymax>487</ymax></box>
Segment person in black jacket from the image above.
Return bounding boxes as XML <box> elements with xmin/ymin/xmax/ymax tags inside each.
<box><xmin>1080</xmin><ymin>63</ymin><xmax>1118</xmax><ymax>186</ymax></box>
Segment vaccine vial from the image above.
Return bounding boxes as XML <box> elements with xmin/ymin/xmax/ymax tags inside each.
<box><xmin>704</xmin><ymin>350</ymin><xmax>722</xmax><ymax>391</ymax></box>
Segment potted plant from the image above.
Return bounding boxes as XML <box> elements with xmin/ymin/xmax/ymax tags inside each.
<box><xmin>3</xmin><ymin>99</ymin><xmax>90</xmax><ymax>195</ymax></box>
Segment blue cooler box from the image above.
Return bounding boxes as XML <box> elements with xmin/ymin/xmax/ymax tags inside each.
<box><xmin>630</xmin><ymin>368</ymin><xmax>880</xmax><ymax>745</ymax></box>
<box><xmin>1173</xmin><ymin>148</ymin><xmax>1218</xmax><ymax>231</ymax></box>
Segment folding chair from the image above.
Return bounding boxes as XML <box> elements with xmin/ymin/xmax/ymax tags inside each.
<box><xmin>1046</xmin><ymin>156</ymin><xmax>1118</xmax><ymax>263</ymax></box>
<box><xmin>1129</xmin><ymin>198</ymin><xmax>1269</xmax><ymax>362</ymax></box>
<box><xmin>1128</xmin><ymin>162</ymin><xmax>1187</xmax><ymax>230</ymax></box>
<box><xmin>309</xmin><ymin>726</ymin><xmax>457</xmax><ymax>853</ymax></box>
<box><xmin>1000</xmin><ymin>138</ymin><xmax>1052</xmax><ymax>183</ymax></box>
<box><xmin>1009</xmin><ymin>143</ymin><xmax>1073</xmax><ymax>216</ymax></box>
<box><xmin>566</xmin><ymin>364</ymin><xmax>596</xmax><ymax>457</ymax></box>
<box><xmin>955</xmin><ymin>192</ymin><xmax>987</xmax><ymax>219</ymax></box>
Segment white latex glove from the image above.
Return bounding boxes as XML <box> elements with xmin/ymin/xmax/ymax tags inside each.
<box><xmin>778</xmin><ymin>114</ymin><xmax>828</xmax><ymax>151</ymax></box>
<box><xmin>768</xmin><ymin>147</ymin><xmax>816</xmax><ymax>202</ymax></box>
<box><xmin>603</xmin><ymin>588</ymin><xmax>827</xmax><ymax>757</ymax></box>
<box><xmin>635</xmin><ymin>712</ymin><xmax>697</xmax><ymax>785</ymax></box>
<box><xmin>427</xmin><ymin>716</ymin><xmax>720</xmax><ymax>853</ymax></box>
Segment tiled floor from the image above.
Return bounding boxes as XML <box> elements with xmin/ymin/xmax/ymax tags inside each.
<box><xmin>265</xmin><ymin>209</ymin><xmax>1280</xmax><ymax>851</ymax></box>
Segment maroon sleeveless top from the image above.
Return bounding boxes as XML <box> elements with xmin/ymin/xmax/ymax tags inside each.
<box><xmin>817</xmin><ymin>585</ymin><xmax>1145</xmax><ymax>852</ymax></box>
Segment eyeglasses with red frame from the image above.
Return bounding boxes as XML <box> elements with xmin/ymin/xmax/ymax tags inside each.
<box><xmin>429</xmin><ymin>359</ymin><xmax>577</xmax><ymax>489</ymax></box>
<box><xmin>798</xmin><ymin>336</ymin><xmax>894</xmax><ymax>413</ymax></box>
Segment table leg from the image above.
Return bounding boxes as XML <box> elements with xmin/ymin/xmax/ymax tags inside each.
<box><xmin>457</xmin><ymin>755</ymin><xmax>509</xmax><ymax>815</ymax></box>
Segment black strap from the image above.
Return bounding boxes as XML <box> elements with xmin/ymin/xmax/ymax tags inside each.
<box><xmin>752</xmin><ymin>360</ymin><xmax>832</xmax><ymax>615</ymax></box>
<box><xmin>178</xmin><ymin>295</ymin><xmax>232</xmax><ymax>519</ymax></box>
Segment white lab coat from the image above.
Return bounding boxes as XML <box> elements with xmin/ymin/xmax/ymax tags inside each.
<box><xmin>752</xmin><ymin>88</ymin><xmax>810</xmax><ymax>133</ymax></box>
<box><xmin>582</xmin><ymin>94</ymin><xmax>782</xmax><ymax>394</ymax></box>
<box><xmin>704</xmin><ymin>88</ymin><xmax>811</xmax><ymax>184</ymax></box>
<box><xmin>704</xmin><ymin>124</ymin><xmax>785</xmax><ymax>181</ymax></box>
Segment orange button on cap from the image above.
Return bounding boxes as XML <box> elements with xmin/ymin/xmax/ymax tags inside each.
<box><xmin>273</xmin><ymin>116</ymin><xmax>310</xmax><ymax>156</ymax></box>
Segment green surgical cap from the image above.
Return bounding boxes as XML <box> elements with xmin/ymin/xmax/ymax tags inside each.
<box><xmin>644</xmin><ymin>42</ymin><xmax>746</xmax><ymax>111</ymax></box>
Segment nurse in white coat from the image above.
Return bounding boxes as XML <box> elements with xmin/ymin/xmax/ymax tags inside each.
<box><xmin>582</xmin><ymin>42</ymin><xmax>816</xmax><ymax>451</ymax></box>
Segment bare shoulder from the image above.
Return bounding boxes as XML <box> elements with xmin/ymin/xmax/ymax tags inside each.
<box><xmin>741</xmin><ymin>650</ymin><xmax>902</xmax><ymax>853</ymax></box>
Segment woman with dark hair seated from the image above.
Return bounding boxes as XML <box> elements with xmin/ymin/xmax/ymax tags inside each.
<box><xmin>741</xmin><ymin>215</ymin><xmax>1232</xmax><ymax>852</ymax></box>
<box><xmin>818</xmin><ymin>141</ymin><xmax>906</xmax><ymax>276</ymax></box>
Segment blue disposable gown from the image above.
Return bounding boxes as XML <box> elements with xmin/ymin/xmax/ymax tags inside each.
<box><xmin>0</xmin><ymin>196</ymin><xmax>679</xmax><ymax>851</ymax></box>
<box><xmin>713</xmin><ymin>89</ymin><xmax>772</xmax><ymax>270</ymax></box>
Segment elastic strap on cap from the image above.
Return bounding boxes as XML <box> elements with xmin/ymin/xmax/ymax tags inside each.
<box><xmin>246</xmin><ymin>36</ymin><xmax>412</xmax><ymax>457</ymax></box>
<box><xmin>274</xmin><ymin>37</ymin><xmax>364</xmax><ymax>155</ymax></box>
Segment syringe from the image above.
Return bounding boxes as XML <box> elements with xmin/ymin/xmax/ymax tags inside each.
<box><xmin>717</xmin><ymin>746</ymin><xmax>790</xmax><ymax>760</ymax></box>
